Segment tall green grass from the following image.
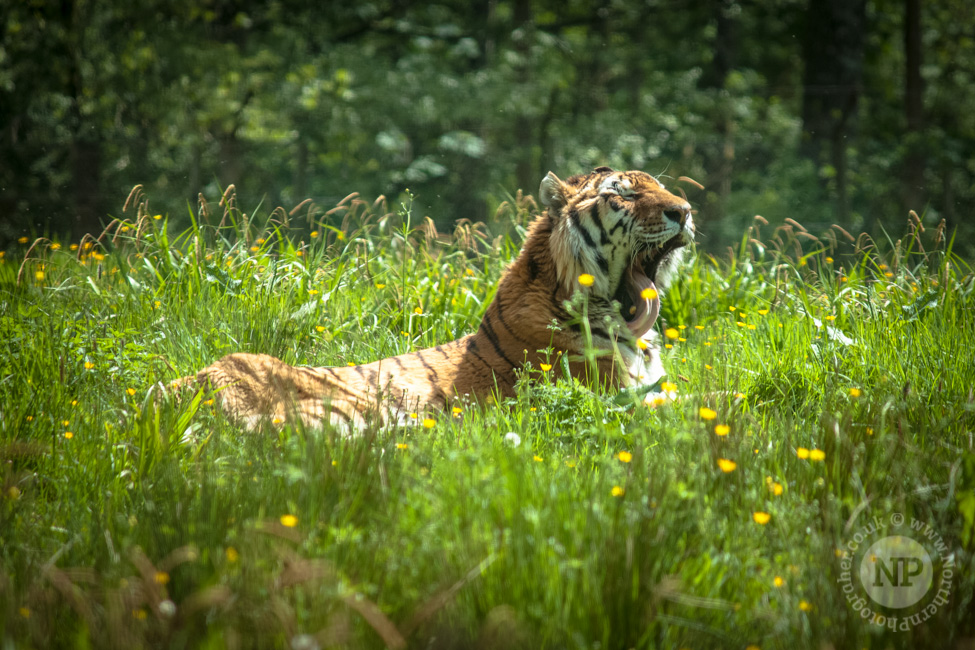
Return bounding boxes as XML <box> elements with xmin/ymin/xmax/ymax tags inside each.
<box><xmin>1</xmin><ymin>190</ymin><xmax>973</xmax><ymax>649</ymax></box>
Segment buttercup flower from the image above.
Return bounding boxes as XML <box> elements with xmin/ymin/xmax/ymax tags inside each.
<box><xmin>280</xmin><ymin>514</ymin><xmax>298</xmax><ymax>528</ymax></box>
<box><xmin>699</xmin><ymin>407</ymin><xmax>717</xmax><ymax>420</ymax></box>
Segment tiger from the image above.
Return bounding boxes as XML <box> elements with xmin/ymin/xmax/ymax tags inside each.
<box><xmin>174</xmin><ymin>167</ymin><xmax>695</xmax><ymax>431</ymax></box>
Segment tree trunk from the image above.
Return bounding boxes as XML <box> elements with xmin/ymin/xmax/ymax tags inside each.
<box><xmin>294</xmin><ymin>138</ymin><xmax>308</xmax><ymax>201</ymax></box>
<box><xmin>800</xmin><ymin>0</ymin><xmax>867</xmax><ymax>224</ymax></box>
<box><xmin>513</xmin><ymin>0</ymin><xmax>535</xmax><ymax>194</ymax></box>
<box><xmin>903</xmin><ymin>0</ymin><xmax>925</xmax><ymax>211</ymax></box>
<box><xmin>71</xmin><ymin>136</ymin><xmax>103</xmax><ymax>236</ymax></box>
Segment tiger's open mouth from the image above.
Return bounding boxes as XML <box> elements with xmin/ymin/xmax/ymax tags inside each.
<box><xmin>615</xmin><ymin>235</ymin><xmax>687</xmax><ymax>339</ymax></box>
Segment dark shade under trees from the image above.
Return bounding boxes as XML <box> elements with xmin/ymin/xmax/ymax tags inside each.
<box><xmin>1</xmin><ymin>0</ymin><xmax>973</xmax><ymax>251</ymax></box>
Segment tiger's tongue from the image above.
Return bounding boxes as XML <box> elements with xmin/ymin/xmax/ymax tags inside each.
<box><xmin>625</xmin><ymin>265</ymin><xmax>660</xmax><ymax>338</ymax></box>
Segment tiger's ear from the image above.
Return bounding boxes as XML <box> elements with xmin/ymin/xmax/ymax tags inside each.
<box><xmin>539</xmin><ymin>171</ymin><xmax>568</xmax><ymax>210</ymax></box>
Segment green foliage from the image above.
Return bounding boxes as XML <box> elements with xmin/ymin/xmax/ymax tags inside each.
<box><xmin>1</xmin><ymin>189</ymin><xmax>973</xmax><ymax>648</ymax></box>
<box><xmin>2</xmin><ymin>0</ymin><xmax>973</xmax><ymax>254</ymax></box>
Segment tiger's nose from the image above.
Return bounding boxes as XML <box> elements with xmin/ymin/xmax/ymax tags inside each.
<box><xmin>663</xmin><ymin>203</ymin><xmax>691</xmax><ymax>228</ymax></box>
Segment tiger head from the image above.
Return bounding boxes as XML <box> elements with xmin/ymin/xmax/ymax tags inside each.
<box><xmin>539</xmin><ymin>167</ymin><xmax>695</xmax><ymax>342</ymax></box>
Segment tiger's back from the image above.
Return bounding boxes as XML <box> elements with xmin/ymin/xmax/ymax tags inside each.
<box><xmin>179</xmin><ymin>167</ymin><xmax>694</xmax><ymax>431</ymax></box>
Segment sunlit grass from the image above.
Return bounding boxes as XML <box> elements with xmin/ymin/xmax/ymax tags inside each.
<box><xmin>0</xmin><ymin>189</ymin><xmax>973</xmax><ymax>648</ymax></box>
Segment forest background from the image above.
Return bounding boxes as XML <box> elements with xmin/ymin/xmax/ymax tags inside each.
<box><xmin>0</xmin><ymin>0</ymin><xmax>973</xmax><ymax>251</ymax></box>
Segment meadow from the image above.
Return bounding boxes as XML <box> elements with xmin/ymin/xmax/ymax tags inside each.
<box><xmin>1</xmin><ymin>186</ymin><xmax>973</xmax><ymax>649</ymax></box>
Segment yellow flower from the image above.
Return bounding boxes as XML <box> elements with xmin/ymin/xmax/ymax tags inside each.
<box><xmin>375</xmin><ymin>283</ymin><xmax>386</xmax><ymax>289</ymax></box>
<box><xmin>617</xmin><ymin>450</ymin><xmax>632</xmax><ymax>463</ymax></box>
<box><xmin>714</xmin><ymin>424</ymin><xmax>730</xmax><ymax>436</ymax></box>
<box><xmin>809</xmin><ymin>449</ymin><xmax>826</xmax><ymax>462</ymax></box>
<box><xmin>225</xmin><ymin>547</ymin><xmax>239</xmax><ymax>563</ymax></box>
<box><xmin>728</xmin><ymin>305</ymin><xmax>737</xmax><ymax>311</ymax></box>
<box><xmin>310</xmin><ymin>231</ymin><xmax>319</xmax><ymax>238</ymax></box>
<box><xmin>452</xmin><ymin>406</ymin><xmax>462</xmax><ymax>415</ymax></box>
<box><xmin>533</xmin><ymin>455</ymin><xmax>544</xmax><ymax>462</ymax></box>
<box><xmin>799</xmin><ymin>600</ymin><xmax>812</xmax><ymax>612</ymax></box>
<box><xmin>640</xmin><ymin>287</ymin><xmax>658</xmax><ymax>300</ymax></box>
<box><xmin>734</xmin><ymin>392</ymin><xmax>746</xmax><ymax>399</ymax></box>
<box><xmin>717</xmin><ymin>458</ymin><xmax>737</xmax><ymax>473</ymax></box>
<box><xmin>660</xmin><ymin>381</ymin><xmax>677</xmax><ymax>393</ymax></box>
<box><xmin>35</xmin><ymin>270</ymin><xmax>45</xmax><ymax>281</ymax></box>
<box><xmin>272</xmin><ymin>417</ymin><xmax>283</xmax><ymax>424</ymax></box>
<box><xmin>396</xmin><ymin>443</ymin><xmax>409</xmax><ymax>450</ymax></box>
<box><xmin>698</xmin><ymin>407</ymin><xmax>717</xmax><ymax>421</ymax></box>
<box><xmin>154</xmin><ymin>571</ymin><xmax>170</xmax><ymax>585</ymax></box>
<box><xmin>664</xmin><ymin>327</ymin><xmax>679</xmax><ymax>340</ymax></box>
<box><xmin>84</xmin><ymin>361</ymin><xmax>95</xmax><ymax>370</ymax></box>
<box><xmin>758</xmin><ymin>309</ymin><xmax>769</xmax><ymax>315</ymax></box>
<box><xmin>153</xmin><ymin>214</ymin><xmax>162</xmax><ymax>220</ymax></box>
<box><xmin>753</xmin><ymin>511</ymin><xmax>771</xmax><ymax>525</ymax></box>
<box><xmin>346</xmin><ymin>362</ymin><xmax>355</xmax><ymax>367</ymax></box>
<box><xmin>133</xmin><ymin>608</ymin><xmax>147</xmax><ymax>620</ymax></box>
<box><xmin>770</xmin><ymin>482</ymin><xmax>784</xmax><ymax>496</ymax></box>
<box><xmin>422</xmin><ymin>418</ymin><xmax>436</xmax><ymax>429</ymax></box>
<box><xmin>695</xmin><ymin>325</ymin><xmax>705</xmax><ymax>330</ymax></box>
<box><xmin>611</xmin><ymin>485</ymin><xmax>624</xmax><ymax>497</ymax></box>
<box><xmin>18</xmin><ymin>236</ymin><xmax>29</xmax><ymax>244</ymax></box>
<box><xmin>249</xmin><ymin>246</ymin><xmax>259</xmax><ymax>253</ymax></box>
<box><xmin>539</xmin><ymin>363</ymin><xmax>552</xmax><ymax>371</ymax></box>
<box><xmin>825</xmin><ymin>256</ymin><xmax>833</xmax><ymax>263</ymax></box>
<box><xmin>773</xmin><ymin>576</ymin><xmax>785</xmax><ymax>587</ymax></box>
<box><xmin>866</xmin><ymin>427</ymin><xmax>874</xmax><ymax>436</ymax></box>
<box><xmin>849</xmin><ymin>387</ymin><xmax>862</xmax><ymax>398</ymax></box>
<box><xmin>636</xmin><ymin>339</ymin><xmax>648</xmax><ymax>350</ymax></box>
<box><xmin>19</xmin><ymin>606</ymin><xmax>30</xmax><ymax>618</ymax></box>
<box><xmin>577</xmin><ymin>273</ymin><xmax>595</xmax><ymax>287</ymax></box>
<box><xmin>316</xmin><ymin>325</ymin><xmax>326</xmax><ymax>332</ymax></box>
<box><xmin>279</xmin><ymin>514</ymin><xmax>298</xmax><ymax>528</ymax></box>
<box><xmin>745</xmin><ymin>646</ymin><xmax>760</xmax><ymax>650</ymax></box>
<box><xmin>796</xmin><ymin>447</ymin><xmax>810</xmax><ymax>459</ymax></box>
<box><xmin>410</xmin><ymin>413</ymin><xmax>418</xmax><ymax>419</ymax></box>
<box><xmin>64</xmin><ymin>432</ymin><xmax>74</xmax><ymax>439</ymax></box>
